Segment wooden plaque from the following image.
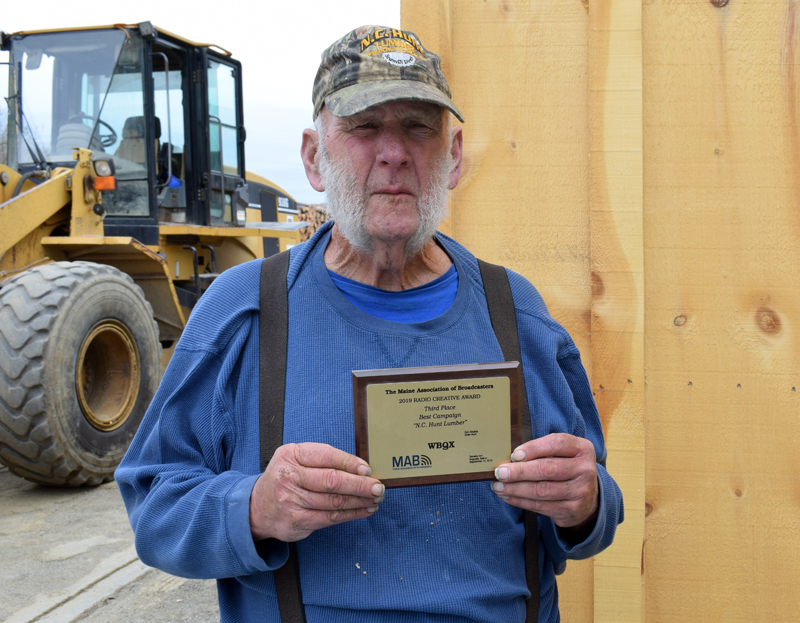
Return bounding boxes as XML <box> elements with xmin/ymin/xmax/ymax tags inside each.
<box><xmin>352</xmin><ymin>362</ymin><xmax>521</xmax><ymax>488</ymax></box>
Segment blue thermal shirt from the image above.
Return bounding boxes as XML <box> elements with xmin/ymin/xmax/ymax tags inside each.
<box><xmin>117</xmin><ymin>222</ymin><xmax>623</xmax><ymax>623</ymax></box>
<box><xmin>328</xmin><ymin>263</ymin><xmax>458</xmax><ymax>323</ymax></box>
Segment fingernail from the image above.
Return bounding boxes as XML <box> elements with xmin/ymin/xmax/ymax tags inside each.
<box><xmin>371</xmin><ymin>483</ymin><xmax>385</xmax><ymax>497</ymax></box>
<box><xmin>511</xmin><ymin>449</ymin><xmax>526</xmax><ymax>462</ymax></box>
<box><xmin>357</xmin><ymin>464</ymin><xmax>372</xmax><ymax>476</ymax></box>
<box><xmin>495</xmin><ymin>467</ymin><xmax>510</xmax><ymax>480</ymax></box>
<box><xmin>499</xmin><ymin>495</ymin><xmax>510</xmax><ymax>501</ymax></box>
<box><xmin>367</xmin><ymin>505</ymin><xmax>379</xmax><ymax>514</ymax></box>
<box><xmin>492</xmin><ymin>481</ymin><xmax>505</xmax><ymax>493</ymax></box>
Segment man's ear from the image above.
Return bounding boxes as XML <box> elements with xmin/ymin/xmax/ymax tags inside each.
<box><xmin>301</xmin><ymin>128</ymin><xmax>325</xmax><ymax>192</ymax></box>
<box><xmin>448</xmin><ymin>125</ymin><xmax>463</xmax><ymax>190</ymax></box>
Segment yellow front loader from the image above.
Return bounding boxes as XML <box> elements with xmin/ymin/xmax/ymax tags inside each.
<box><xmin>0</xmin><ymin>23</ymin><xmax>312</xmax><ymax>486</ymax></box>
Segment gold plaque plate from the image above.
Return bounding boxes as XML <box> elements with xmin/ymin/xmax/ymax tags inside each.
<box><xmin>352</xmin><ymin>362</ymin><xmax>521</xmax><ymax>487</ymax></box>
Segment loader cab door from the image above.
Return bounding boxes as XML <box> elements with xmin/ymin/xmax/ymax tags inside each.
<box><xmin>155</xmin><ymin>42</ymin><xmax>245</xmax><ymax>227</ymax></box>
<box><xmin>97</xmin><ymin>32</ymin><xmax>197</xmax><ymax>243</ymax></box>
<box><xmin>104</xmin><ymin>33</ymin><xmax>217</xmax><ymax>240</ymax></box>
<box><xmin>148</xmin><ymin>41</ymin><xmax>194</xmax><ymax>226</ymax></box>
<box><xmin>91</xmin><ymin>32</ymin><xmax>162</xmax><ymax>243</ymax></box>
<box><xmin>192</xmin><ymin>53</ymin><xmax>246</xmax><ymax>227</ymax></box>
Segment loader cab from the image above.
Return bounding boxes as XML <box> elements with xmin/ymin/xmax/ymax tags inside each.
<box><xmin>1</xmin><ymin>23</ymin><xmax>247</xmax><ymax>244</ymax></box>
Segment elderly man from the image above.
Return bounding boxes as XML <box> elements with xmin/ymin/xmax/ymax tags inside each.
<box><xmin>118</xmin><ymin>26</ymin><xmax>623</xmax><ymax>623</ymax></box>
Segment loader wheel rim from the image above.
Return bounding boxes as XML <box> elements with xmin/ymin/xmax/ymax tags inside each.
<box><xmin>76</xmin><ymin>321</ymin><xmax>140</xmax><ymax>432</ymax></box>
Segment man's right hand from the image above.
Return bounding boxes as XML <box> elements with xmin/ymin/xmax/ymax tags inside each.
<box><xmin>249</xmin><ymin>442</ymin><xmax>384</xmax><ymax>542</ymax></box>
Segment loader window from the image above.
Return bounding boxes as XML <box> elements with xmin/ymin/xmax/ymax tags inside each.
<box><xmin>10</xmin><ymin>29</ymin><xmax>150</xmax><ymax>216</ymax></box>
<box><xmin>11</xmin><ymin>30</ymin><xmax>128</xmax><ymax>164</ymax></box>
<box><xmin>97</xmin><ymin>37</ymin><xmax>149</xmax><ymax>217</ymax></box>
<box><xmin>207</xmin><ymin>59</ymin><xmax>239</xmax><ymax>221</ymax></box>
<box><xmin>153</xmin><ymin>68</ymin><xmax>185</xmax><ymax>183</ymax></box>
<box><xmin>152</xmin><ymin>46</ymin><xmax>187</xmax><ymax>221</ymax></box>
<box><xmin>1</xmin><ymin>62</ymin><xmax>9</xmax><ymax>166</ymax></box>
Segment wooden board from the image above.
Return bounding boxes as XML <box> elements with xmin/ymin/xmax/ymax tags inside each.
<box><xmin>642</xmin><ymin>0</ymin><xmax>800</xmax><ymax>620</ymax></box>
<box><xmin>589</xmin><ymin>0</ymin><xmax>646</xmax><ymax>621</ymax></box>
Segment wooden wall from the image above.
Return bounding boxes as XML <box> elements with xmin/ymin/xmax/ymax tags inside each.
<box><xmin>402</xmin><ymin>0</ymin><xmax>799</xmax><ymax>621</ymax></box>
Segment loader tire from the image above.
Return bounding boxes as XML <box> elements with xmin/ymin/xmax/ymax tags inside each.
<box><xmin>0</xmin><ymin>262</ymin><xmax>161</xmax><ymax>486</ymax></box>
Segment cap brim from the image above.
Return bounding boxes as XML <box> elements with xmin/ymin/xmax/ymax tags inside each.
<box><xmin>324</xmin><ymin>80</ymin><xmax>465</xmax><ymax>123</ymax></box>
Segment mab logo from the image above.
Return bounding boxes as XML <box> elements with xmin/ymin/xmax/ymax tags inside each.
<box><xmin>392</xmin><ymin>455</ymin><xmax>432</xmax><ymax>469</ymax></box>
<box><xmin>428</xmin><ymin>441</ymin><xmax>456</xmax><ymax>450</ymax></box>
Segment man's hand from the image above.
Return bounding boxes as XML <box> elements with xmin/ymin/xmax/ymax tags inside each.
<box><xmin>491</xmin><ymin>433</ymin><xmax>599</xmax><ymax>531</ymax></box>
<box><xmin>250</xmin><ymin>442</ymin><xmax>384</xmax><ymax>543</ymax></box>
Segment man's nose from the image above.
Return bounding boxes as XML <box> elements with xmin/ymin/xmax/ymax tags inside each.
<box><xmin>376</xmin><ymin>128</ymin><xmax>410</xmax><ymax>167</ymax></box>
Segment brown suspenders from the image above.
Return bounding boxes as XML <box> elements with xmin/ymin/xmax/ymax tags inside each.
<box><xmin>258</xmin><ymin>252</ymin><xmax>539</xmax><ymax>622</ymax></box>
<box><xmin>258</xmin><ymin>250</ymin><xmax>306</xmax><ymax>623</ymax></box>
<box><xmin>476</xmin><ymin>259</ymin><xmax>540</xmax><ymax>623</ymax></box>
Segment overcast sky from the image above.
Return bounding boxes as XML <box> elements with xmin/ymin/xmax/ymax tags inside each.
<box><xmin>1</xmin><ymin>1</ymin><xmax>401</xmax><ymax>203</ymax></box>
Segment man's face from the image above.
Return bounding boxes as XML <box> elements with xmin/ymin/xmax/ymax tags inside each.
<box><xmin>315</xmin><ymin>100</ymin><xmax>459</xmax><ymax>256</ymax></box>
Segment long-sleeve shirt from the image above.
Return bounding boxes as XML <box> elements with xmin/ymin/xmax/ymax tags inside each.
<box><xmin>117</xmin><ymin>222</ymin><xmax>623</xmax><ymax>623</ymax></box>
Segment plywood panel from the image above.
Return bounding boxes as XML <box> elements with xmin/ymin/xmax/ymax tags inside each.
<box><xmin>643</xmin><ymin>0</ymin><xmax>800</xmax><ymax>620</ymax></box>
<box><xmin>589</xmin><ymin>0</ymin><xmax>645</xmax><ymax>621</ymax></box>
<box><xmin>402</xmin><ymin>1</ymin><xmax>595</xmax><ymax>621</ymax></box>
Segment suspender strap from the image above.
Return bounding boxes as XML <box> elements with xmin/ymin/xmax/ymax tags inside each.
<box><xmin>259</xmin><ymin>251</ymin><xmax>291</xmax><ymax>471</ymax></box>
<box><xmin>258</xmin><ymin>253</ymin><xmax>538</xmax><ymax>622</ymax></box>
<box><xmin>258</xmin><ymin>252</ymin><xmax>306</xmax><ymax>623</ymax></box>
<box><xmin>478</xmin><ymin>259</ymin><xmax>540</xmax><ymax>623</ymax></box>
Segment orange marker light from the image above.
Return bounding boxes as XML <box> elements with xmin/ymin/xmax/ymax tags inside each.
<box><xmin>94</xmin><ymin>176</ymin><xmax>117</xmax><ymax>191</ymax></box>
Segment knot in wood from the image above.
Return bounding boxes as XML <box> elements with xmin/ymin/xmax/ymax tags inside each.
<box><xmin>755</xmin><ymin>307</ymin><xmax>781</xmax><ymax>334</ymax></box>
<box><xmin>591</xmin><ymin>272</ymin><xmax>605</xmax><ymax>298</ymax></box>
<box><xmin>710</xmin><ymin>0</ymin><xmax>729</xmax><ymax>7</ymax></box>
<box><xmin>674</xmin><ymin>315</ymin><xmax>687</xmax><ymax>326</ymax></box>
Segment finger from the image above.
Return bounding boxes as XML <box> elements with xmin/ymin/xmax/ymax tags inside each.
<box><xmin>292</xmin><ymin>442</ymin><xmax>372</xmax><ymax>475</ymax></box>
<box><xmin>491</xmin><ymin>494</ymin><xmax>580</xmax><ymax>520</ymax></box>
<box><xmin>295</xmin><ymin>464</ymin><xmax>385</xmax><ymax>500</ymax></box>
<box><xmin>510</xmin><ymin>434</ymin><xmax>589</xmax><ymax>463</ymax></box>
<box><xmin>311</xmin><ymin>505</ymin><xmax>382</xmax><ymax>530</ymax></box>
<box><xmin>290</xmin><ymin>505</ymin><xmax>382</xmax><ymax>537</ymax></box>
<box><xmin>491</xmin><ymin>478</ymin><xmax>583</xmax><ymax>502</ymax></box>
<box><xmin>495</xmin><ymin>456</ymin><xmax>585</xmax><ymax>483</ymax></box>
<box><xmin>298</xmin><ymin>489</ymin><xmax>386</xmax><ymax>512</ymax></box>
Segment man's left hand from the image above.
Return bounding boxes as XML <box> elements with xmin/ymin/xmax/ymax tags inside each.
<box><xmin>491</xmin><ymin>433</ymin><xmax>599</xmax><ymax>530</ymax></box>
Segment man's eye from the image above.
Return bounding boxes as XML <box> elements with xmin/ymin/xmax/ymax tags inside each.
<box><xmin>407</xmin><ymin>122</ymin><xmax>438</xmax><ymax>135</ymax></box>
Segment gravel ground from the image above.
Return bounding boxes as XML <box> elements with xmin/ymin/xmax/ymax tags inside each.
<box><xmin>75</xmin><ymin>569</ymin><xmax>218</xmax><ymax>623</ymax></box>
<box><xmin>0</xmin><ymin>467</ymin><xmax>218</xmax><ymax>622</ymax></box>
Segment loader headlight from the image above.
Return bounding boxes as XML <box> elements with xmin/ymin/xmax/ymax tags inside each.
<box><xmin>93</xmin><ymin>159</ymin><xmax>115</xmax><ymax>177</ymax></box>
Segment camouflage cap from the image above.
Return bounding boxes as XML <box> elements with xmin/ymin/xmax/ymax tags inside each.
<box><xmin>312</xmin><ymin>25</ymin><xmax>464</xmax><ymax>122</ymax></box>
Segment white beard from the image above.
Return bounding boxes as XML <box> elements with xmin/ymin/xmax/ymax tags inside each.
<box><xmin>318</xmin><ymin>140</ymin><xmax>452</xmax><ymax>258</ymax></box>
